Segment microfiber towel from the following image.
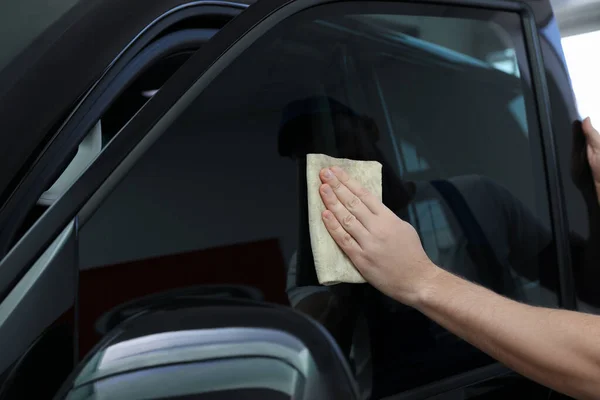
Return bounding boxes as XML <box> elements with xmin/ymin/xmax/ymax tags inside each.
<box><xmin>307</xmin><ymin>153</ymin><xmax>383</xmax><ymax>285</ymax></box>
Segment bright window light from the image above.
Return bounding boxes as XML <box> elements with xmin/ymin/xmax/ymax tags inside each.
<box><xmin>562</xmin><ymin>30</ymin><xmax>600</xmax><ymax>123</ymax></box>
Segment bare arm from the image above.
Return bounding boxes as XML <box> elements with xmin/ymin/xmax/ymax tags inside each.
<box><xmin>316</xmin><ymin>162</ymin><xmax>600</xmax><ymax>400</ymax></box>
<box><xmin>417</xmin><ymin>268</ymin><xmax>600</xmax><ymax>400</ymax></box>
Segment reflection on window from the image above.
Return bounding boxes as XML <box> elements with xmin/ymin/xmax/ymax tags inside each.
<box><xmin>412</xmin><ymin>199</ymin><xmax>454</xmax><ymax>262</ymax></box>
<box><xmin>508</xmin><ymin>95</ymin><xmax>529</xmax><ymax>135</ymax></box>
<box><xmin>487</xmin><ymin>48</ymin><xmax>520</xmax><ymax>76</ymax></box>
<box><xmin>399</xmin><ymin>140</ymin><xmax>429</xmax><ymax>173</ymax></box>
<box><xmin>347</xmin><ymin>14</ymin><xmax>520</xmax><ymax>75</ymax></box>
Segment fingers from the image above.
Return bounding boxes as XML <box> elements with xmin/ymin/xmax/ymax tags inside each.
<box><xmin>319</xmin><ymin>168</ymin><xmax>377</xmax><ymax>228</ymax></box>
<box><xmin>321</xmin><ymin>167</ymin><xmax>385</xmax><ymax>215</ymax></box>
<box><xmin>583</xmin><ymin>117</ymin><xmax>600</xmax><ymax>150</ymax></box>
<box><xmin>322</xmin><ymin>210</ymin><xmax>362</xmax><ymax>256</ymax></box>
<box><xmin>320</xmin><ymin>183</ymin><xmax>370</xmax><ymax>243</ymax></box>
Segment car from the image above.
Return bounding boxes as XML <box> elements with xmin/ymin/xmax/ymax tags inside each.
<box><xmin>0</xmin><ymin>0</ymin><xmax>596</xmax><ymax>398</ymax></box>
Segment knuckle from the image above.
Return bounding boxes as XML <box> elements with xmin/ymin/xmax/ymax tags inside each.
<box><xmin>346</xmin><ymin>195</ymin><xmax>361</xmax><ymax>210</ymax></box>
<box><xmin>325</xmin><ymin>194</ymin><xmax>338</xmax><ymax>206</ymax></box>
<box><xmin>342</xmin><ymin>213</ymin><xmax>355</xmax><ymax>227</ymax></box>
<box><xmin>342</xmin><ymin>233</ymin><xmax>354</xmax><ymax>246</ymax></box>
<box><xmin>331</xmin><ymin>223</ymin><xmax>342</xmax><ymax>233</ymax></box>
<box><xmin>331</xmin><ymin>180</ymin><xmax>342</xmax><ymax>190</ymax></box>
<box><xmin>357</xmin><ymin>187</ymin><xmax>370</xmax><ymax>199</ymax></box>
<box><xmin>329</xmin><ymin>218</ymin><xmax>342</xmax><ymax>230</ymax></box>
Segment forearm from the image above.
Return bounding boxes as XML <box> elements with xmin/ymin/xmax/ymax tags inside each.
<box><xmin>414</xmin><ymin>267</ymin><xmax>600</xmax><ymax>400</ymax></box>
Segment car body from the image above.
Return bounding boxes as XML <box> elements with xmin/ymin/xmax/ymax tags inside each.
<box><xmin>0</xmin><ymin>0</ymin><xmax>596</xmax><ymax>398</ymax></box>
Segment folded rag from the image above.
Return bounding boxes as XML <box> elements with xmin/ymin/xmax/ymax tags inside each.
<box><xmin>306</xmin><ymin>153</ymin><xmax>382</xmax><ymax>285</ymax></box>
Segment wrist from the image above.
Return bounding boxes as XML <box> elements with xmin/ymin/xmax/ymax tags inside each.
<box><xmin>404</xmin><ymin>261</ymin><xmax>445</xmax><ymax>308</ymax></box>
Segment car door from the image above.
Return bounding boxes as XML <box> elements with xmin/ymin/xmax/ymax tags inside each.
<box><xmin>0</xmin><ymin>2</ymin><xmax>248</xmax><ymax>398</ymax></box>
<box><xmin>0</xmin><ymin>0</ymin><xmax>583</xmax><ymax>399</ymax></box>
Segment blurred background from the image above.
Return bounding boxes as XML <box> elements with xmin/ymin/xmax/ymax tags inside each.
<box><xmin>554</xmin><ymin>0</ymin><xmax>600</xmax><ymax>123</ymax></box>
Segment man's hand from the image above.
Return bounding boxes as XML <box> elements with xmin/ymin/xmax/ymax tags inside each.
<box><xmin>319</xmin><ymin>165</ymin><xmax>600</xmax><ymax>400</ymax></box>
<box><xmin>319</xmin><ymin>166</ymin><xmax>439</xmax><ymax>305</ymax></box>
<box><xmin>582</xmin><ymin>117</ymin><xmax>600</xmax><ymax>204</ymax></box>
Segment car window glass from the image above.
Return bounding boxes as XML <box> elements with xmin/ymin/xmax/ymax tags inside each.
<box><xmin>78</xmin><ymin>3</ymin><xmax>559</xmax><ymax>397</ymax></box>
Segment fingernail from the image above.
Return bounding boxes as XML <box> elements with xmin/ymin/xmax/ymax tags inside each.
<box><xmin>331</xmin><ymin>166</ymin><xmax>341</xmax><ymax>173</ymax></box>
<box><xmin>322</xmin><ymin>185</ymin><xmax>332</xmax><ymax>195</ymax></box>
<box><xmin>323</xmin><ymin>168</ymin><xmax>333</xmax><ymax>179</ymax></box>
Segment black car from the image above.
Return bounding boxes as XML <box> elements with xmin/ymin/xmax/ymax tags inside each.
<box><xmin>0</xmin><ymin>0</ymin><xmax>596</xmax><ymax>398</ymax></box>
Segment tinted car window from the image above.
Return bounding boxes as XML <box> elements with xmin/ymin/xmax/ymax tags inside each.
<box><xmin>78</xmin><ymin>3</ymin><xmax>559</xmax><ymax>397</ymax></box>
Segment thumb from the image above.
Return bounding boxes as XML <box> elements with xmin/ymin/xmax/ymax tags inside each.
<box><xmin>582</xmin><ymin>117</ymin><xmax>600</xmax><ymax>151</ymax></box>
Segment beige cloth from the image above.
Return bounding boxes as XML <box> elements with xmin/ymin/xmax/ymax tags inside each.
<box><xmin>306</xmin><ymin>153</ymin><xmax>382</xmax><ymax>285</ymax></box>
